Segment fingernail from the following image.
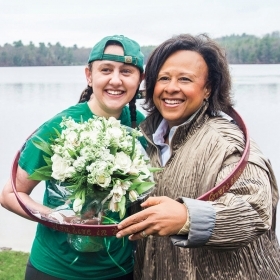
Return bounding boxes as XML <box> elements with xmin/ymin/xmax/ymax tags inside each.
<box><xmin>116</xmin><ymin>233</ymin><xmax>121</xmax><ymax>238</ymax></box>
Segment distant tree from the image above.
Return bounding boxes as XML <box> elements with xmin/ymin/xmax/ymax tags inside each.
<box><xmin>0</xmin><ymin>32</ymin><xmax>279</xmax><ymax>66</ymax></box>
<box><xmin>141</xmin><ymin>45</ymin><xmax>157</xmax><ymax>63</ymax></box>
<box><xmin>13</xmin><ymin>40</ymin><xmax>24</xmax><ymax>48</ymax></box>
<box><xmin>215</xmin><ymin>32</ymin><xmax>280</xmax><ymax>64</ymax></box>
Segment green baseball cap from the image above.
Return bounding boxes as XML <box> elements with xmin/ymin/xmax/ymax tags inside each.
<box><xmin>88</xmin><ymin>35</ymin><xmax>144</xmax><ymax>73</ymax></box>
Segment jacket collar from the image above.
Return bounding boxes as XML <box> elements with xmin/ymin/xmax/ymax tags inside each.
<box><xmin>140</xmin><ymin>101</ymin><xmax>210</xmax><ymax>146</ymax></box>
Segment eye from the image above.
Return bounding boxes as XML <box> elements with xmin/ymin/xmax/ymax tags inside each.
<box><xmin>179</xmin><ymin>77</ymin><xmax>191</xmax><ymax>82</ymax></box>
<box><xmin>158</xmin><ymin>76</ymin><xmax>169</xmax><ymax>81</ymax></box>
<box><xmin>101</xmin><ymin>67</ymin><xmax>112</xmax><ymax>73</ymax></box>
<box><xmin>121</xmin><ymin>68</ymin><xmax>132</xmax><ymax>75</ymax></box>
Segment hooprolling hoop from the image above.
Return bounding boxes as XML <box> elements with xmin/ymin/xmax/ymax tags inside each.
<box><xmin>11</xmin><ymin>107</ymin><xmax>249</xmax><ymax>235</ymax></box>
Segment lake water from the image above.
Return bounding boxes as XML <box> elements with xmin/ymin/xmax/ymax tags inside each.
<box><xmin>0</xmin><ymin>65</ymin><xmax>280</xmax><ymax>252</ymax></box>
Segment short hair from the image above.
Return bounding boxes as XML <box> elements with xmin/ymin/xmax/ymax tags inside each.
<box><xmin>143</xmin><ymin>33</ymin><xmax>234</xmax><ymax>116</ymax></box>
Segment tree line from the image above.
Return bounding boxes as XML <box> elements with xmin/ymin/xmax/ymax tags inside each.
<box><xmin>0</xmin><ymin>31</ymin><xmax>279</xmax><ymax>67</ymax></box>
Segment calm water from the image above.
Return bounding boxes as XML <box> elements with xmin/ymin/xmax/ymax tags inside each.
<box><xmin>0</xmin><ymin>65</ymin><xmax>280</xmax><ymax>252</ymax></box>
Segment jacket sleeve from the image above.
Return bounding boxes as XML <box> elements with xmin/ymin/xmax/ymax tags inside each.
<box><xmin>205</xmin><ymin>160</ymin><xmax>272</xmax><ymax>249</ymax></box>
<box><xmin>171</xmin><ymin>158</ymin><xmax>274</xmax><ymax>249</ymax></box>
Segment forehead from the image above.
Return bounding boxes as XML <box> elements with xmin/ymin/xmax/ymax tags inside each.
<box><xmin>161</xmin><ymin>50</ymin><xmax>208</xmax><ymax>73</ymax></box>
<box><xmin>91</xmin><ymin>59</ymin><xmax>140</xmax><ymax>74</ymax></box>
<box><xmin>104</xmin><ymin>44</ymin><xmax>124</xmax><ymax>56</ymax></box>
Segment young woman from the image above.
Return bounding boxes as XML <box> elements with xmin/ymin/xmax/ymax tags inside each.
<box><xmin>0</xmin><ymin>35</ymin><xmax>145</xmax><ymax>280</ymax></box>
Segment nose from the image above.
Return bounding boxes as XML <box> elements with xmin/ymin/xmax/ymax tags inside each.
<box><xmin>109</xmin><ymin>70</ymin><xmax>122</xmax><ymax>86</ymax></box>
<box><xmin>164</xmin><ymin>78</ymin><xmax>180</xmax><ymax>94</ymax></box>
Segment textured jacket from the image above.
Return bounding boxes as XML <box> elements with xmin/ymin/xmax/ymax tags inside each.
<box><xmin>134</xmin><ymin>105</ymin><xmax>280</xmax><ymax>280</ymax></box>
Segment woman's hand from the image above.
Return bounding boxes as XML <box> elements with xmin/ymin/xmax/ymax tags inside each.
<box><xmin>116</xmin><ymin>196</ymin><xmax>188</xmax><ymax>240</ymax></box>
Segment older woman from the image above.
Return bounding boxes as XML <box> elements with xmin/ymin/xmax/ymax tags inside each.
<box><xmin>116</xmin><ymin>34</ymin><xmax>280</xmax><ymax>279</ymax></box>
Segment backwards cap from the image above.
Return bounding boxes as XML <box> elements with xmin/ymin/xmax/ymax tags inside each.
<box><xmin>88</xmin><ymin>35</ymin><xmax>144</xmax><ymax>73</ymax></box>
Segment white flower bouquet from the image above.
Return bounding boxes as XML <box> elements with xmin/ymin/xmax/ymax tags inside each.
<box><xmin>29</xmin><ymin>116</ymin><xmax>160</xmax><ymax>226</ymax></box>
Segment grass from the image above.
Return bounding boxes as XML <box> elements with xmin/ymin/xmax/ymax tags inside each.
<box><xmin>0</xmin><ymin>250</ymin><xmax>29</xmax><ymax>280</ymax></box>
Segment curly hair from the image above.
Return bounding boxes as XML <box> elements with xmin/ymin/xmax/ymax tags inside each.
<box><xmin>143</xmin><ymin>33</ymin><xmax>234</xmax><ymax>116</ymax></box>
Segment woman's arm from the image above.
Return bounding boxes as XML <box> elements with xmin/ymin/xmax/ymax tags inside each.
<box><xmin>1</xmin><ymin>165</ymin><xmax>52</xmax><ymax>221</ymax></box>
<box><xmin>116</xmin><ymin>161</ymin><xmax>273</xmax><ymax>250</ymax></box>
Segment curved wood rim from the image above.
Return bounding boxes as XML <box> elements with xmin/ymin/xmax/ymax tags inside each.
<box><xmin>197</xmin><ymin>107</ymin><xmax>250</xmax><ymax>201</ymax></box>
<box><xmin>11</xmin><ymin>107</ymin><xmax>249</xmax><ymax>235</ymax></box>
<box><xmin>11</xmin><ymin>152</ymin><xmax>118</xmax><ymax>236</ymax></box>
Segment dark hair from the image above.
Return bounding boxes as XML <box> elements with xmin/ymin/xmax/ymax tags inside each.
<box><xmin>143</xmin><ymin>33</ymin><xmax>234</xmax><ymax>116</ymax></box>
<box><xmin>78</xmin><ymin>41</ymin><xmax>140</xmax><ymax>128</ymax></box>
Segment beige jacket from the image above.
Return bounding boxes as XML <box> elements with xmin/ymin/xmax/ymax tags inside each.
<box><xmin>134</xmin><ymin>105</ymin><xmax>280</xmax><ymax>280</ymax></box>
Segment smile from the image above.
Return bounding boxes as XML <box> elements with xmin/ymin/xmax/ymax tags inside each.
<box><xmin>164</xmin><ymin>99</ymin><xmax>183</xmax><ymax>104</ymax></box>
<box><xmin>106</xmin><ymin>90</ymin><xmax>124</xmax><ymax>95</ymax></box>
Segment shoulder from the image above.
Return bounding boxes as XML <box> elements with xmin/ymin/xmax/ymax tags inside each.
<box><xmin>187</xmin><ymin>117</ymin><xmax>246</xmax><ymax>166</ymax></box>
<box><xmin>50</xmin><ymin>102</ymin><xmax>91</xmax><ymax>123</ymax></box>
<box><xmin>136</xmin><ymin>109</ymin><xmax>146</xmax><ymax>124</ymax></box>
<box><xmin>205</xmin><ymin>117</ymin><xmax>245</xmax><ymax>147</ymax></box>
<box><xmin>30</xmin><ymin>103</ymin><xmax>91</xmax><ymax>142</ymax></box>
<box><xmin>120</xmin><ymin>106</ymin><xmax>146</xmax><ymax>125</ymax></box>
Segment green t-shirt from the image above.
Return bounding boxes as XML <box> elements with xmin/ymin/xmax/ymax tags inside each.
<box><xmin>19</xmin><ymin>102</ymin><xmax>146</xmax><ymax>280</ymax></box>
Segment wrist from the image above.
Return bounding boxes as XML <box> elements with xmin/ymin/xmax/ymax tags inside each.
<box><xmin>177</xmin><ymin>203</ymin><xmax>190</xmax><ymax>235</ymax></box>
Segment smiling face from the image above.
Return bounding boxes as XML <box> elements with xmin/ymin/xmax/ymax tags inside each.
<box><xmin>85</xmin><ymin>44</ymin><xmax>143</xmax><ymax>119</ymax></box>
<box><xmin>153</xmin><ymin>50</ymin><xmax>210</xmax><ymax>128</ymax></box>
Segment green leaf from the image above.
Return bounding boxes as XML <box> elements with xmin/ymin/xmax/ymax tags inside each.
<box><xmin>110</xmin><ymin>146</ymin><xmax>118</xmax><ymax>156</ymax></box>
<box><xmin>112</xmin><ymin>172</ymin><xmax>138</xmax><ymax>181</ymax></box>
<box><xmin>31</xmin><ymin>136</ymin><xmax>52</xmax><ymax>156</ymax></box>
<box><xmin>67</xmin><ymin>148</ymin><xmax>76</xmax><ymax>158</ymax></box>
<box><xmin>28</xmin><ymin>165</ymin><xmax>52</xmax><ymax>181</ymax></box>
<box><xmin>128</xmin><ymin>181</ymin><xmax>143</xmax><ymax>190</ymax></box>
<box><xmin>43</xmin><ymin>155</ymin><xmax>52</xmax><ymax>165</ymax></box>
<box><xmin>66</xmin><ymin>184</ymin><xmax>79</xmax><ymax>190</ymax></box>
<box><xmin>101</xmin><ymin>216</ymin><xmax>118</xmax><ymax>224</ymax></box>
<box><xmin>149</xmin><ymin>167</ymin><xmax>163</xmax><ymax>173</ymax></box>
<box><xmin>135</xmin><ymin>182</ymin><xmax>155</xmax><ymax>194</ymax></box>
<box><xmin>35</xmin><ymin>165</ymin><xmax>52</xmax><ymax>173</ymax></box>
<box><xmin>118</xmin><ymin>196</ymin><xmax>126</xmax><ymax>219</ymax></box>
<box><xmin>130</xmin><ymin>133</ymin><xmax>136</xmax><ymax>160</ymax></box>
<box><xmin>28</xmin><ymin>173</ymin><xmax>50</xmax><ymax>181</ymax></box>
<box><xmin>52</xmin><ymin>127</ymin><xmax>61</xmax><ymax>138</ymax></box>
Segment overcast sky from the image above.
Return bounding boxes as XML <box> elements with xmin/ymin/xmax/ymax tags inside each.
<box><xmin>1</xmin><ymin>0</ymin><xmax>279</xmax><ymax>48</ymax></box>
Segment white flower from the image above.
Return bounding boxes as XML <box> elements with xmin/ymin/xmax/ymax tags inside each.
<box><xmin>51</xmin><ymin>154</ymin><xmax>71</xmax><ymax>181</ymax></box>
<box><xmin>73</xmin><ymin>197</ymin><xmax>83</xmax><ymax>213</ymax></box>
<box><xmin>51</xmin><ymin>145</ymin><xmax>63</xmax><ymax>155</ymax></box>
<box><xmin>65</xmin><ymin>130</ymin><xmax>78</xmax><ymax>145</ymax></box>
<box><xmin>120</xmin><ymin>181</ymin><xmax>131</xmax><ymax>190</ymax></box>
<box><xmin>106</xmin><ymin>127</ymin><xmax>123</xmax><ymax>146</ymax></box>
<box><xmin>129</xmin><ymin>190</ymin><xmax>139</xmax><ymax>202</ymax></box>
<box><xmin>73</xmin><ymin>156</ymin><xmax>87</xmax><ymax>172</ymax></box>
<box><xmin>108</xmin><ymin>198</ymin><xmax>119</xmax><ymax>212</ymax></box>
<box><xmin>65</xmin><ymin>166</ymin><xmax>76</xmax><ymax>178</ymax></box>
<box><xmin>90</xmin><ymin>118</ymin><xmax>103</xmax><ymax>131</ymax></box>
<box><xmin>114</xmin><ymin>152</ymin><xmax>132</xmax><ymax>173</ymax></box>
<box><xmin>138</xmin><ymin>166</ymin><xmax>151</xmax><ymax>180</ymax></box>
<box><xmin>95</xmin><ymin>173</ymin><xmax>111</xmax><ymax>188</ymax></box>
<box><xmin>107</xmin><ymin>116</ymin><xmax>121</xmax><ymax>127</ymax></box>
<box><xmin>80</xmin><ymin>130</ymin><xmax>99</xmax><ymax>145</ymax></box>
<box><xmin>110</xmin><ymin>183</ymin><xmax>126</xmax><ymax>203</ymax></box>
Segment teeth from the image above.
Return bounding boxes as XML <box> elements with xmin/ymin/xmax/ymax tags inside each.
<box><xmin>107</xmin><ymin>90</ymin><xmax>123</xmax><ymax>95</ymax></box>
<box><xmin>164</xmin><ymin>99</ymin><xmax>182</xmax><ymax>104</ymax></box>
